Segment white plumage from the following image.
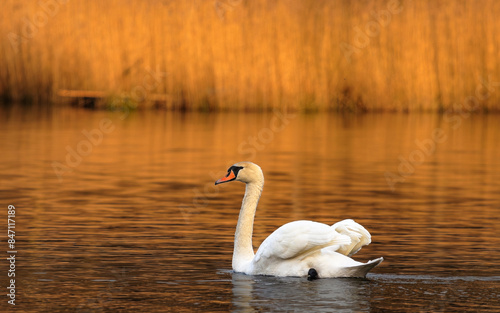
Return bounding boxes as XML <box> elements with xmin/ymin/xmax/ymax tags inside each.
<box><xmin>215</xmin><ymin>162</ymin><xmax>383</xmax><ymax>278</ymax></box>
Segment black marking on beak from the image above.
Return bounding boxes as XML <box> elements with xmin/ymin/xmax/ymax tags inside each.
<box><xmin>215</xmin><ymin>165</ymin><xmax>244</xmax><ymax>185</ymax></box>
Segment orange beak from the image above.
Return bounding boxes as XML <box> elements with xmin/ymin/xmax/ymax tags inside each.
<box><xmin>215</xmin><ymin>170</ymin><xmax>236</xmax><ymax>185</ymax></box>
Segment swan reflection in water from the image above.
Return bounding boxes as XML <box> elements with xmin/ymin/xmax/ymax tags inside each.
<box><xmin>231</xmin><ymin>272</ymin><xmax>372</xmax><ymax>312</ymax></box>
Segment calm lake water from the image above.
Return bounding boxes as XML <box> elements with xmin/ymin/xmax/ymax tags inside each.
<box><xmin>1</xmin><ymin>105</ymin><xmax>500</xmax><ymax>312</ymax></box>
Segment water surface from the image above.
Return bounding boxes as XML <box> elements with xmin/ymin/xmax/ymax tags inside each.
<box><xmin>1</xmin><ymin>106</ymin><xmax>499</xmax><ymax>312</ymax></box>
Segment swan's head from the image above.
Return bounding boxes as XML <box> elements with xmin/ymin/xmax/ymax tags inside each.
<box><xmin>215</xmin><ymin>162</ymin><xmax>264</xmax><ymax>185</ymax></box>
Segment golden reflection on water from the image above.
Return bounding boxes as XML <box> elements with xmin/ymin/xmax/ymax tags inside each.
<box><xmin>1</xmin><ymin>106</ymin><xmax>499</xmax><ymax>311</ymax></box>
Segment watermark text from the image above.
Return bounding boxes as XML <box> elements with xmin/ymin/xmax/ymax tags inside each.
<box><xmin>6</xmin><ymin>205</ymin><xmax>17</xmax><ymax>306</ymax></box>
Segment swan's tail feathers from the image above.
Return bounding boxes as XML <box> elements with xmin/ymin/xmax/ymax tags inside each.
<box><xmin>343</xmin><ymin>257</ymin><xmax>384</xmax><ymax>278</ymax></box>
<box><xmin>332</xmin><ymin>219</ymin><xmax>372</xmax><ymax>257</ymax></box>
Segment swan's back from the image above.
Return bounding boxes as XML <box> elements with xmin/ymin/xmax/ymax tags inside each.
<box><xmin>254</xmin><ymin>221</ymin><xmax>351</xmax><ymax>262</ymax></box>
<box><xmin>249</xmin><ymin>219</ymin><xmax>380</xmax><ymax>277</ymax></box>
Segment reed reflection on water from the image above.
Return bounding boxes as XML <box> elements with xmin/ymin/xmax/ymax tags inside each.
<box><xmin>1</xmin><ymin>106</ymin><xmax>499</xmax><ymax>312</ymax></box>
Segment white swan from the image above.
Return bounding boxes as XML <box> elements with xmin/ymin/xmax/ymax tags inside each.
<box><xmin>215</xmin><ymin>162</ymin><xmax>383</xmax><ymax>279</ymax></box>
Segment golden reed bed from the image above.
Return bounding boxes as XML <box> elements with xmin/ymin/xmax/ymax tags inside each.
<box><xmin>1</xmin><ymin>0</ymin><xmax>500</xmax><ymax>111</ymax></box>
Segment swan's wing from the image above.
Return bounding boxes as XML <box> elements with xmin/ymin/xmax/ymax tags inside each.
<box><xmin>254</xmin><ymin>221</ymin><xmax>351</xmax><ymax>263</ymax></box>
<box><xmin>332</xmin><ymin>219</ymin><xmax>372</xmax><ymax>257</ymax></box>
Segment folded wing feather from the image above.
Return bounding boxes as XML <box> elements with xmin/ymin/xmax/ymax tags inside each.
<box><xmin>254</xmin><ymin>220</ymin><xmax>352</xmax><ymax>263</ymax></box>
<box><xmin>332</xmin><ymin>219</ymin><xmax>372</xmax><ymax>257</ymax></box>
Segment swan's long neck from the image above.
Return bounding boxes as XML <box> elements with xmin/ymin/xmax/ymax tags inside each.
<box><xmin>233</xmin><ymin>181</ymin><xmax>263</xmax><ymax>271</ymax></box>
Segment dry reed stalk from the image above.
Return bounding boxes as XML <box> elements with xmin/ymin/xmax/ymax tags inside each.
<box><xmin>1</xmin><ymin>0</ymin><xmax>499</xmax><ymax>111</ymax></box>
